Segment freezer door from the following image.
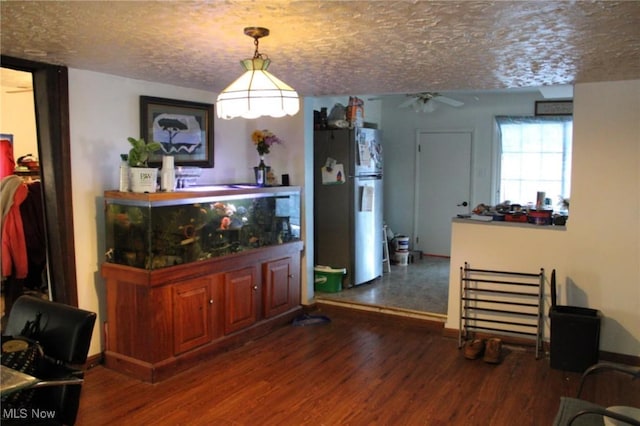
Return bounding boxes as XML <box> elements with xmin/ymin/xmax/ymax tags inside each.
<box><xmin>314</xmin><ymin>129</ymin><xmax>354</xmax><ymax>178</ymax></box>
<box><xmin>314</xmin><ymin>178</ymin><xmax>353</xmax><ymax>277</ymax></box>
<box><xmin>353</xmin><ymin>176</ymin><xmax>383</xmax><ymax>285</ymax></box>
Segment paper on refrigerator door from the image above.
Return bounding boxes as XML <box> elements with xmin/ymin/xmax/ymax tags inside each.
<box><xmin>321</xmin><ymin>163</ymin><xmax>345</xmax><ymax>184</ymax></box>
<box><xmin>361</xmin><ymin>185</ymin><xmax>374</xmax><ymax>211</ymax></box>
<box><xmin>358</xmin><ymin>141</ymin><xmax>372</xmax><ymax>167</ymax></box>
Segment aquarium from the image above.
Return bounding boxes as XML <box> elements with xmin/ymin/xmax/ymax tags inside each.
<box><xmin>104</xmin><ymin>186</ymin><xmax>301</xmax><ymax>270</ymax></box>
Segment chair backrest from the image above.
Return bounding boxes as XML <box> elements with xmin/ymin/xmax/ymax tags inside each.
<box><xmin>4</xmin><ymin>295</ymin><xmax>96</xmax><ymax>365</ymax></box>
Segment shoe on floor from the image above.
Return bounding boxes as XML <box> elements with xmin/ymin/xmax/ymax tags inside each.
<box><xmin>483</xmin><ymin>338</ymin><xmax>502</xmax><ymax>364</ymax></box>
<box><xmin>463</xmin><ymin>339</ymin><xmax>485</xmax><ymax>360</ymax></box>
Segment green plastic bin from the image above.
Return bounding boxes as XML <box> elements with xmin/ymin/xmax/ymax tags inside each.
<box><xmin>314</xmin><ymin>266</ymin><xmax>346</xmax><ymax>293</ymax></box>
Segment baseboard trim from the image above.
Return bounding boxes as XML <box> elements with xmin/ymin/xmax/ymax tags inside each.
<box><xmin>313</xmin><ymin>300</ymin><xmax>445</xmax><ymax>332</ymax></box>
<box><xmin>315</xmin><ymin>299</ymin><xmax>445</xmax><ymax>321</ymax></box>
<box><xmin>85</xmin><ymin>353</ymin><xmax>103</xmax><ymax>370</ymax></box>
<box><xmin>600</xmin><ymin>350</ymin><xmax>640</xmax><ymax>366</ymax></box>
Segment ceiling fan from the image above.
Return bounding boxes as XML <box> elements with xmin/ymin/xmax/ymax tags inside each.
<box><xmin>398</xmin><ymin>92</ymin><xmax>464</xmax><ymax>112</ymax></box>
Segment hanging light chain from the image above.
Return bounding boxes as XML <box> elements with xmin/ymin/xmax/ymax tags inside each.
<box><xmin>253</xmin><ymin>37</ymin><xmax>260</xmax><ymax>59</ymax></box>
<box><xmin>245</xmin><ymin>27</ymin><xmax>270</xmax><ymax>60</ymax></box>
<box><xmin>252</xmin><ymin>36</ymin><xmax>271</xmax><ymax>60</ymax></box>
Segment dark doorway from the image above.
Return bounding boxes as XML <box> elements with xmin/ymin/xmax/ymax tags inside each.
<box><xmin>1</xmin><ymin>55</ymin><xmax>78</xmax><ymax>308</ymax></box>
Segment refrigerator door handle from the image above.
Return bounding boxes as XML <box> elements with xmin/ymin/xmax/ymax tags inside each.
<box><xmin>352</xmin><ymin>174</ymin><xmax>383</xmax><ymax>180</ymax></box>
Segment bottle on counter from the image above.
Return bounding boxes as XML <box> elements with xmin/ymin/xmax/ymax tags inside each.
<box><xmin>161</xmin><ymin>155</ymin><xmax>176</xmax><ymax>191</ymax></box>
<box><xmin>119</xmin><ymin>153</ymin><xmax>129</xmax><ymax>192</ymax></box>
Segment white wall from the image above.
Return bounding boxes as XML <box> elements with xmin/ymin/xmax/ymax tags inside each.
<box><xmin>444</xmin><ymin>80</ymin><xmax>640</xmax><ymax>357</ymax></box>
<box><xmin>379</xmin><ymin>91</ymin><xmax>543</xmax><ymax>238</ymax></box>
<box><xmin>564</xmin><ymin>80</ymin><xmax>639</xmax><ymax>356</ymax></box>
<box><xmin>0</xmin><ymin>89</ymin><xmax>38</xmax><ymax>161</ymax></box>
<box><xmin>67</xmin><ymin>69</ymin><xmax>308</xmax><ymax>356</ymax></box>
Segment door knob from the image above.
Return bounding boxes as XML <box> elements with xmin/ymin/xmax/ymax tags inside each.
<box><xmin>458</xmin><ymin>201</ymin><xmax>468</xmax><ymax>207</ymax></box>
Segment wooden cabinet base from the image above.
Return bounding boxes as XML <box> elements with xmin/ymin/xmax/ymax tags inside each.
<box><xmin>101</xmin><ymin>242</ymin><xmax>303</xmax><ymax>383</ymax></box>
<box><xmin>103</xmin><ymin>307</ymin><xmax>301</xmax><ymax>383</ymax></box>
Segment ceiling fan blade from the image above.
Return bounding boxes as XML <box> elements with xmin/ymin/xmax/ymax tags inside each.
<box><xmin>398</xmin><ymin>97</ymin><xmax>418</xmax><ymax>109</ymax></box>
<box><xmin>432</xmin><ymin>95</ymin><xmax>464</xmax><ymax>107</ymax></box>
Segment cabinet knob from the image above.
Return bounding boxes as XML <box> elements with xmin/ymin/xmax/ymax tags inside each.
<box><xmin>253</xmin><ymin>285</ymin><xmax>258</xmax><ymax>291</ymax></box>
<box><xmin>209</xmin><ymin>299</ymin><xmax>213</xmax><ymax>304</ymax></box>
<box><xmin>288</xmin><ymin>274</ymin><xmax>294</xmax><ymax>278</ymax></box>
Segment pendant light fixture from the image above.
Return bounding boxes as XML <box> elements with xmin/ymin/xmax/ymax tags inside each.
<box><xmin>216</xmin><ymin>27</ymin><xmax>299</xmax><ymax>120</ymax></box>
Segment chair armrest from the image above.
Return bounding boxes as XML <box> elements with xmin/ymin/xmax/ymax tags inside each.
<box><xmin>32</xmin><ymin>377</ymin><xmax>84</xmax><ymax>388</ymax></box>
<box><xmin>569</xmin><ymin>407</ymin><xmax>640</xmax><ymax>426</ymax></box>
<box><xmin>578</xmin><ymin>362</ymin><xmax>640</xmax><ymax>397</ymax></box>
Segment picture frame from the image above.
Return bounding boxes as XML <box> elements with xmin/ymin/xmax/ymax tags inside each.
<box><xmin>140</xmin><ymin>96</ymin><xmax>214</xmax><ymax>168</ymax></box>
<box><xmin>535</xmin><ymin>100</ymin><xmax>573</xmax><ymax>116</ymax></box>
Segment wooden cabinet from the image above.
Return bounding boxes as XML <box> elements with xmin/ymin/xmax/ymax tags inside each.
<box><xmin>102</xmin><ymin>241</ymin><xmax>303</xmax><ymax>382</ymax></box>
<box><xmin>224</xmin><ymin>266</ymin><xmax>258</xmax><ymax>334</ymax></box>
<box><xmin>263</xmin><ymin>256</ymin><xmax>300</xmax><ymax>318</ymax></box>
<box><xmin>173</xmin><ymin>275</ymin><xmax>223</xmax><ymax>355</ymax></box>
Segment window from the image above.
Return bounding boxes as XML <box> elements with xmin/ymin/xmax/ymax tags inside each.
<box><xmin>496</xmin><ymin>116</ymin><xmax>572</xmax><ymax>208</ymax></box>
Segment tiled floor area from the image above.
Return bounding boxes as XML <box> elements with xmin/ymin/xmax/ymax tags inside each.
<box><xmin>315</xmin><ymin>255</ymin><xmax>450</xmax><ymax>318</ymax></box>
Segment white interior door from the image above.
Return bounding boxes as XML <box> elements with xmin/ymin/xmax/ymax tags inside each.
<box><xmin>414</xmin><ymin>131</ymin><xmax>472</xmax><ymax>256</ymax></box>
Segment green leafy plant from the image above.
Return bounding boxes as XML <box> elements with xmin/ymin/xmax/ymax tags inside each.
<box><xmin>558</xmin><ymin>197</ymin><xmax>570</xmax><ymax>210</ymax></box>
<box><xmin>127</xmin><ymin>137</ymin><xmax>162</xmax><ymax>167</ymax></box>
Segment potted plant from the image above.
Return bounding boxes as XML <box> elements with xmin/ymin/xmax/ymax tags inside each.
<box><xmin>127</xmin><ymin>137</ymin><xmax>162</xmax><ymax>193</ymax></box>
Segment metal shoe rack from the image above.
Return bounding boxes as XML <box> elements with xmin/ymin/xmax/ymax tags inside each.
<box><xmin>458</xmin><ymin>262</ymin><xmax>545</xmax><ymax>358</ymax></box>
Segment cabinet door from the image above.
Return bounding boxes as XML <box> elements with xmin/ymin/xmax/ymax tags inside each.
<box><xmin>224</xmin><ymin>266</ymin><xmax>258</xmax><ymax>334</ymax></box>
<box><xmin>173</xmin><ymin>277</ymin><xmax>217</xmax><ymax>354</ymax></box>
<box><xmin>263</xmin><ymin>257</ymin><xmax>295</xmax><ymax>318</ymax></box>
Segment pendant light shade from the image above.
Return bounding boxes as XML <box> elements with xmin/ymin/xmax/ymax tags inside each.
<box><xmin>216</xmin><ymin>27</ymin><xmax>299</xmax><ymax>120</ymax></box>
<box><xmin>217</xmin><ymin>58</ymin><xmax>299</xmax><ymax>119</ymax></box>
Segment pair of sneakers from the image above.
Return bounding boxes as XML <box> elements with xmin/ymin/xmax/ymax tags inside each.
<box><xmin>463</xmin><ymin>337</ymin><xmax>502</xmax><ymax>364</ymax></box>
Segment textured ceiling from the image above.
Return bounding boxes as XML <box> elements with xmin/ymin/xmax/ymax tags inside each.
<box><xmin>1</xmin><ymin>1</ymin><xmax>639</xmax><ymax>97</ymax></box>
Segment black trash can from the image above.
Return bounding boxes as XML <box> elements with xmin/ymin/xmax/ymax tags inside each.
<box><xmin>549</xmin><ymin>270</ymin><xmax>602</xmax><ymax>373</ymax></box>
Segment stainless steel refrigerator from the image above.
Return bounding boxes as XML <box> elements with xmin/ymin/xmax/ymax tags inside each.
<box><xmin>314</xmin><ymin>127</ymin><xmax>383</xmax><ymax>287</ymax></box>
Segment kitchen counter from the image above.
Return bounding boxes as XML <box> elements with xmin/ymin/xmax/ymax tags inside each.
<box><xmin>452</xmin><ymin>216</ymin><xmax>567</xmax><ymax>231</ymax></box>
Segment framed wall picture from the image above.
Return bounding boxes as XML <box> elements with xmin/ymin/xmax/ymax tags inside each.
<box><xmin>535</xmin><ymin>100</ymin><xmax>573</xmax><ymax>116</ymax></box>
<box><xmin>140</xmin><ymin>96</ymin><xmax>214</xmax><ymax>168</ymax></box>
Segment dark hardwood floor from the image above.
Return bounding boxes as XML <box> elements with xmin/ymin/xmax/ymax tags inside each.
<box><xmin>78</xmin><ymin>306</ymin><xmax>638</xmax><ymax>425</ymax></box>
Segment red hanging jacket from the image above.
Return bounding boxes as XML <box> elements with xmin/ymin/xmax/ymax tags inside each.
<box><xmin>1</xmin><ymin>180</ymin><xmax>28</xmax><ymax>279</ymax></box>
<box><xmin>0</xmin><ymin>138</ymin><xmax>15</xmax><ymax>179</ymax></box>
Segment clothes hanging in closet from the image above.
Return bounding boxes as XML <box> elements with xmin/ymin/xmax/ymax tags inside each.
<box><xmin>1</xmin><ymin>174</ymin><xmax>28</xmax><ymax>279</ymax></box>
<box><xmin>20</xmin><ymin>179</ymin><xmax>47</xmax><ymax>289</ymax></box>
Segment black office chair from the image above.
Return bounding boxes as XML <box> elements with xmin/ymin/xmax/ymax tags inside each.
<box><xmin>553</xmin><ymin>362</ymin><xmax>640</xmax><ymax>425</ymax></box>
<box><xmin>2</xmin><ymin>295</ymin><xmax>96</xmax><ymax>425</ymax></box>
